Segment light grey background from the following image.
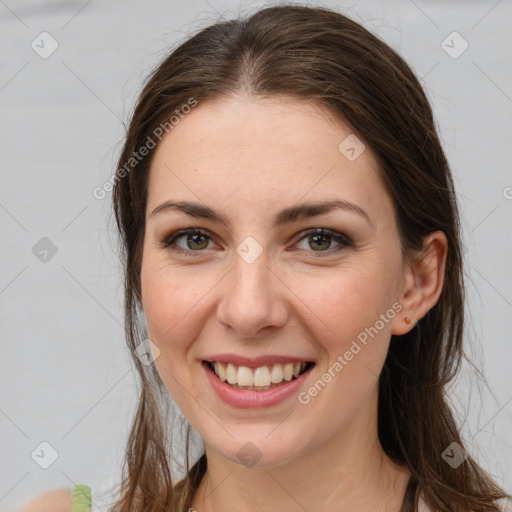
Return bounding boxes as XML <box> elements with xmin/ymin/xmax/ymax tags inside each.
<box><xmin>1</xmin><ymin>1</ymin><xmax>511</xmax><ymax>511</ymax></box>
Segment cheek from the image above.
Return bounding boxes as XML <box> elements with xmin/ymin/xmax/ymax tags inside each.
<box><xmin>140</xmin><ymin>263</ymin><xmax>210</xmax><ymax>407</ymax></box>
<box><xmin>142</xmin><ymin>267</ymin><xmax>203</xmax><ymax>349</ymax></box>
<box><xmin>291</xmin><ymin>270</ymin><xmax>399</xmax><ymax>421</ymax></box>
<box><xmin>141</xmin><ymin>240</ymin><xmax>192</xmax><ymax>319</ymax></box>
<box><xmin>290</xmin><ymin>265</ymin><xmax>402</xmax><ymax>407</ymax></box>
<box><xmin>293</xmin><ymin>264</ymin><xmax>398</xmax><ymax>341</ymax></box>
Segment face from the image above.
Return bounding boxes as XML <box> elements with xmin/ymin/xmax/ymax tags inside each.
<box><xmin>140</xmin><ymin>95</ymin><xmax>408</xmax><ymax>468</ymax></box>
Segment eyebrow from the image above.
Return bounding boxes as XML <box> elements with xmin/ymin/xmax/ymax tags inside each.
<box><xmin>149</xmin><ymin>199</ymin><xmax>373</xmax><ymax>228</ymax></box>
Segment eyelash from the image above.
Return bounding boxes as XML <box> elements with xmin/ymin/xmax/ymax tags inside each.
<box><xmin>160</xmin><ymin>227</ymin><xmax>353</xmax><ymax>257</ymax></box>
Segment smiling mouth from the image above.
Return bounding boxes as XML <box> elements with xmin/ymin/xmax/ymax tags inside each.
<box><xmin>204</xmin><ymin>360</ymin><xmax>315</xmax><ymax>391</ymax></box>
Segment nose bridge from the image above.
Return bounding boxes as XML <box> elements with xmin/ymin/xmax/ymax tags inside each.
<box><xmin>233</xmin><ymin>242</ymin><xmax>271</xmax><ymax>295</ymax></box>
<box><xmin>217</xmin><ymin>240</ymin><xmax>287</xmax><ymax>337</ymax></box>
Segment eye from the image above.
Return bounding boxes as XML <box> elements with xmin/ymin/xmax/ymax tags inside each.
<box><xmin>160</xmin><ymin>227</ymin><xmax>352</xmax><ymax>257</ymax></box>
<box><xmin>161</xmin><ymin>228</ymin><xmax>214</xmax><ymax>255</ymax></box>
<box><xmin>292</xmin><ymin>228</ymin><xmax>352</xmax><ymax>254</ymax></box>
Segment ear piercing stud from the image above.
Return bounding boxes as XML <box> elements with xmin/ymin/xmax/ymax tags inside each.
<box><xmin>405</xmin><ymin>317</ymin><xmax>412</xmax><ymax>325</ymax></box>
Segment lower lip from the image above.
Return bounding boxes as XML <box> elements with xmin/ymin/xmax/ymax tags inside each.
<box><xmin>202</xmin><ymin>361</ymin><xmax>315</xmax><ymax>409</ymax></box>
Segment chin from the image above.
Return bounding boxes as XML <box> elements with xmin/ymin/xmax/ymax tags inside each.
<box><xmin>205</xmin><ymin>433</ymin><xmax>305</xmax><ymax>470</ymax></box>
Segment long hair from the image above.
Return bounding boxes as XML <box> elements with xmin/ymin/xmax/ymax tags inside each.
<box><xmin>110</xmin><ymin>5</ymin><xmax>510</xmax><ymax>511</ymax></box>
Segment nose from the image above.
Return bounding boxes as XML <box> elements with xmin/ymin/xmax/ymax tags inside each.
<box><xmin>215</xmin><ymin>249</ymin><xmax>289</xmax><ymax>338</ymax></box>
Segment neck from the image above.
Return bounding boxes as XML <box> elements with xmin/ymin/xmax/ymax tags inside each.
<box><xmin>190</xmin><ymin>390</ymin><xmax>411</xmax><ymax>512</ymax></box>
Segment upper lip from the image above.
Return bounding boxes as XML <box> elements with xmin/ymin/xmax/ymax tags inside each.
<box><xmin>203</xmin><ymin>353</ymin><xmax>316</xmax><ymax>368</ymax></box>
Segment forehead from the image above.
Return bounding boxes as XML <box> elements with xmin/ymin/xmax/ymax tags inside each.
<box><xmin>147</xmin><ymin>95</ymin><xmax>391</xmax><ymax>221</ymax></box>
<box><xmin>152</xmin><ymin>95</ymin><xmax>362</xmax><ymax>165</ymax></box>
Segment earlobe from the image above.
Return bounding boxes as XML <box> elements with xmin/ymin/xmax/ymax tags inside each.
<box><xmin>391</xmin><ymin>230</ymin><xmax>448</xmax><ymax>336</ymax></box>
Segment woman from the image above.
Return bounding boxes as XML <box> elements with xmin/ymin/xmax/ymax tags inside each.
<box><xmin>22</xmin><ymin>4</ymin><xmax>511</xmax><ymax>512</ymax></box>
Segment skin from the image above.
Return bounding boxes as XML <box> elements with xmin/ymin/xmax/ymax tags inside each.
<box><xmin>140</xmin><ymin>95</ymin><xmax>447</xmax><ymax>512</ymax></box>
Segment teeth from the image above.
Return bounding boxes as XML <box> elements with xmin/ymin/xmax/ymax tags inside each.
<box><xmin>284</xmin><ymin>363</ymin><xmax>294</xmax><ymax>381</ymax></box>
<box><xmin>217</xmin><ymin>361</ymin><xmax>226</xmax><ymax>382</ymax></box>
<box><xmin>253</xmin><ymin>366</ymin><xmax>271</xmax><ymax>386</ymax></box>
<box><xmin>270</xmin><ymin>363</ymin><xmax>283</xmax><ymax>383</ymax></box>
<box><xmin>226</xmin><ymin>363</ymin><xmax>237</xmax><ymax>384</ymax></box>
<box><xmin>237</xmin><ymin>366</ymin><xmax>253</xmax><ymax>386</ymax></box>
<box><xmin>210</xmin><ymin>361</ymin><xmax>309</xmax><ymax>388</ymax></box>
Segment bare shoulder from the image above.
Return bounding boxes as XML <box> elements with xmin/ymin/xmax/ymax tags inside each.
<box><xmin>19</xmin><ymin>488</ymin><xmax>73</xmax><ymax>512</ymax></box>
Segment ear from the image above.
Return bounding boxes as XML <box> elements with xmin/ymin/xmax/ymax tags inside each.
<box><xmin>391</xmin><ymin>230</ymin><xmax>448</xmax><ymax>336</ymax></box>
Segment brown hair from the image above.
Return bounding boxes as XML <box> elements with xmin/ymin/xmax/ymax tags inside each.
<box><xmin>111</xmin><ymin>4</ymin><xmax>510</xmax><ymax>511</ymax></box>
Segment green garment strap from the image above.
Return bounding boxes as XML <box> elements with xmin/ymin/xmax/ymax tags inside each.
<box><xmin>71</xmin><ymin>484</ymin><xmax>92</xmax><ymax>512</ymax></box>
